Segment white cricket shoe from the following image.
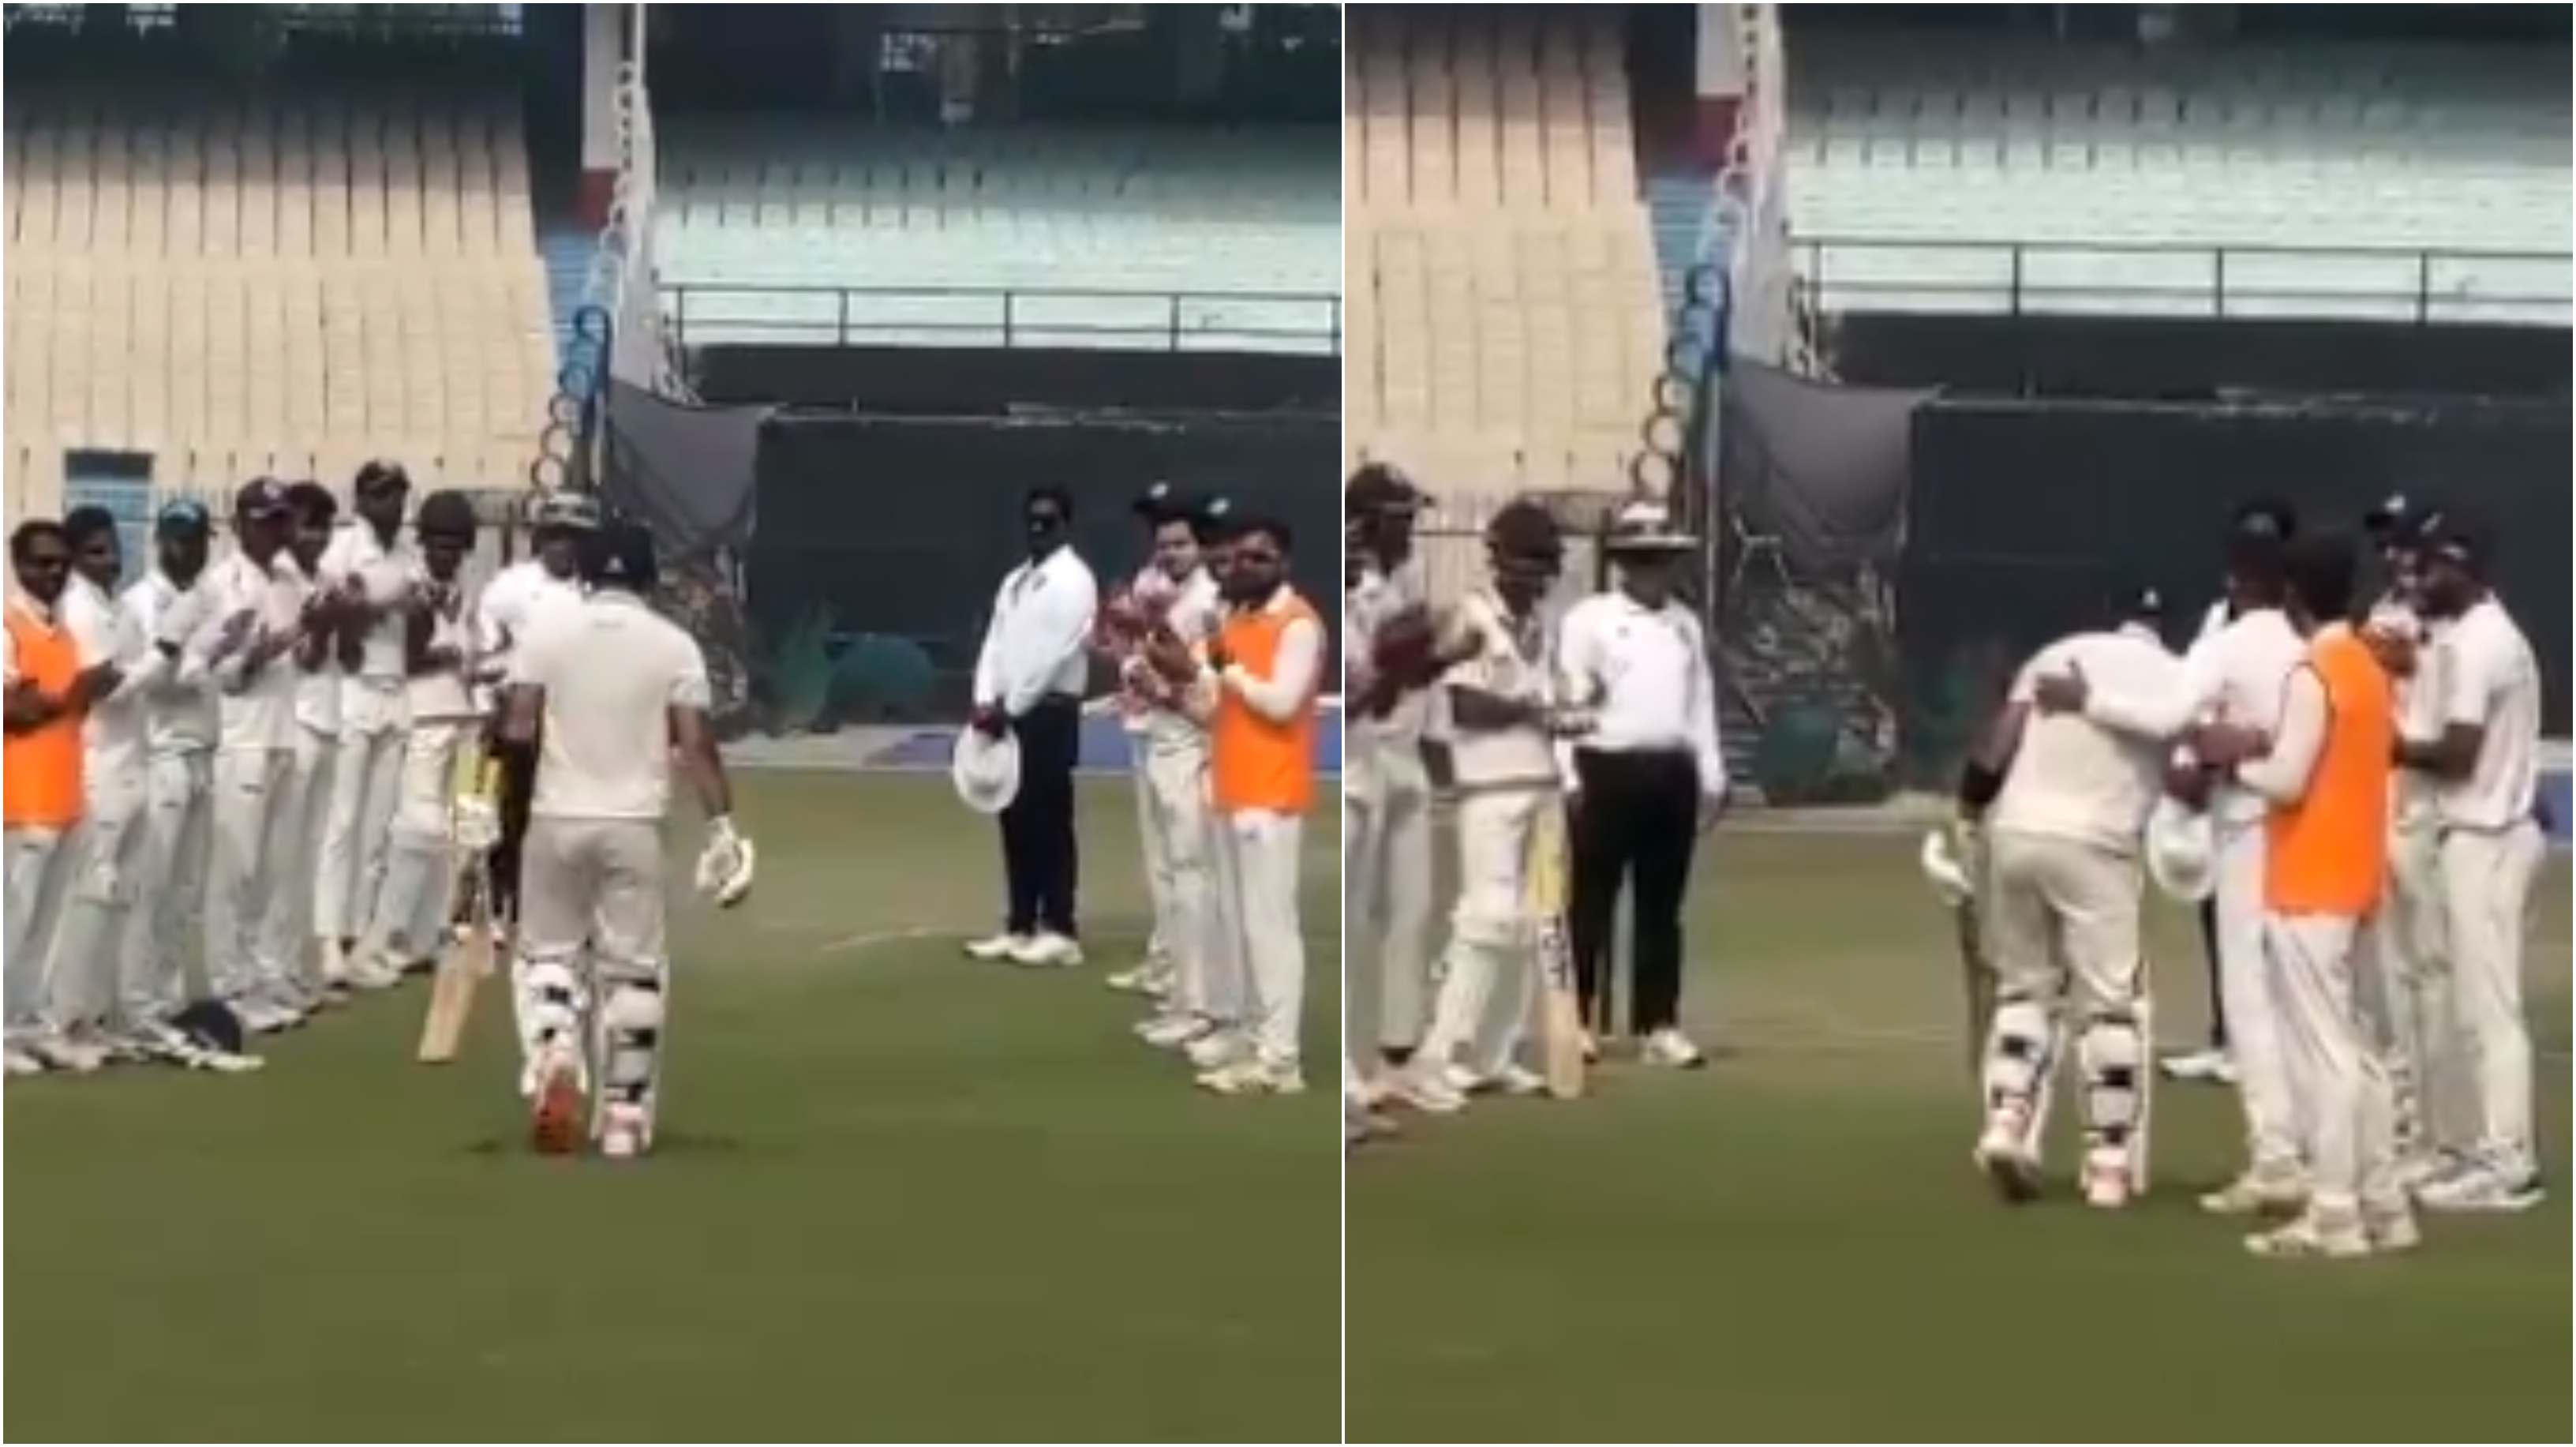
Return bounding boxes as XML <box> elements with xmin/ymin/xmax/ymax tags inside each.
<box><xmin>2080</xmin><ymin>1149</ymin><xmax>2133</xmax><ymax>1210</ymax></box>
<box><xmin>1185</xmin><ymin>1029</ymin><xmax>1250</xmax><ymax>1071</ymax></box>
<box><xmin>1103</xmin><ymin>962</ymin><xmax>1168</xmax><ymax>995</ymax></box>
<box><xmin>2159</xmin><ymin>1047</ymin><xmax>2233</xmax><ymax>1083</ymax></box>
<box><xmin>1578</xmin><ymin>1028</ymin><xmax>1601</xmax><ymax>1064</ymax></box>
<box><xmin>26</xmin><ymin>1033</ymin><xmax>107</xmax><ymax>1074</ymax></box>
<box><xmin>1196</xmin><ymin>1057</ymin><xmax>1306</xmax><ymax>1096</ymax></box>
<box><xmin>1639</xmin><ymin>1026</ymin><xmax>1707</xmax><ymax>1070</ymax></box>
<box><xmin>2245</xmin><ymin>1209</ymin><xmax>2370</xmax><ymax>1260</ymax></box>
<box><xmin>2363</xmin><ymin>1199</ymin><xmax>2422</xmax><ymax>1253</ymax></box>
<box><xmin>2394</xmin><ymin>1149</ymin><xmax>2468</xmax><ymax>1193</ymax></box>
<box><xmin>1462</xmin><ymin>1060</ymin><xmax>1535</xmax><ymax>1091</ymax></box>
<box><xmin>316</xmin><ymin>937</ymin><xmax>350</xmax><ymax>988</ymax></box>
<box><xmin>1972</xmin><ymin>1102</ymin><xmax>2041</xmax><ymax>1202</ymax></box>
<box><xmin>1007</xmin><ymin>931</ymin><xmax>1084</xmax><ymax>968</ymax></box>
<box><xmin>964</xmin><ymin>932</ymin><xmax>1031</xmax><ymax>962</ymax></box>
<box><xmin>348</xmin><ymin>954</ymin><xmax>406</xmax><ymax>992</ymax></box>
<box><xmin>597</xmin><ymin>1102</ymin><xmax>651</xmax><ymax>1160</ymax></box>
<box><xmin>1386</xmin><ymin>1062</ymin><xmax>1468</xmax><ymax>1115</ymax></box>
<box><xmin>233</xmin><ymin>998</ymin><xmax>294</xmax><ymax>1036</ymax></box>
<box><xmin>2199</xmin><ymin>1167</ymin><xmax>2308</xmax><ymax>1217</ymax></box>
<box><xmin>2415</xmin><ymin>1162</ymin><xmax>2546</xmax><ymax>1213</ymax></box>
<box><xmin>1135</xmin><ymin>1013</ymin><xmax>1211</xmax><ymax>1050</ymax></box>
<box><xmin>4</xmin><ymin>1043</ymin><xmax>45</xmax><ymax>1075</ymax></box>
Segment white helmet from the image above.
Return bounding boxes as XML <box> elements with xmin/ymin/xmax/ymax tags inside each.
<box><xmin>2146</xmin><ymin>797</ymin><xmax>2216</xmax><ymax>902</ymax></box>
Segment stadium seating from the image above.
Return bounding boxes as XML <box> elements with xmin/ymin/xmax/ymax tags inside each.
<box><xmin>1345</xmin><ymin>6</ymin><xmax>1668</xmax><ymax>602</ymax></box>
<box><xmin>651</xmin><ymin>121</ymin><xmax>1339</xmax><ymax>354</ymax></box>
<box><xmin>1781</xmin><ymin>38</ymin><xmax>2573</xmax><ymax>322</ymax></box>
<box><xmin>3</xmin><ymin>90</ymin><xmax>556</xmax><ymax>523</ymax></box>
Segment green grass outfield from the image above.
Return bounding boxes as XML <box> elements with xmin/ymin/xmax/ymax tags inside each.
<box><xmin>1349</xmin><ymin>824</ymin><xmax>2570</xmax><ymax>1445</ymax></box>
<box><xmin>6</xmin><ymin>773</ymin><xmax>1340</xmax><ymax>1444</ymax></box>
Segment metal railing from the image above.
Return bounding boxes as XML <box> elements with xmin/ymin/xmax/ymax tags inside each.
<box><xmin>661</xmin><ymin>281</ymin><xmax>1342</xmax><ymax>355</ymax></box>
<box><xmin>1790</xmin><ymin>236</ymin><xmax>2573</xmax><ymax>324</ymax></box>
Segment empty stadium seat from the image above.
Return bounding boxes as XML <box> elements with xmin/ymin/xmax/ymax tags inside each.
<box><xmin>3</xmin><ymin>89</ymin><xmax>552</xmax><ymax>518</ymax></box>
<box><xmin>1780</xmin><ymin>36</ymin><xmax>2573</xmax><ymax>322</ymax></box>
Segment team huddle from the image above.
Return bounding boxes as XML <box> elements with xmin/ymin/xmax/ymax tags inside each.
<box><xmin>1339</xmin><ymin>467</ymin><xmax>1730</xmax><ymax>1138</ymax></box>
<box><xmin>3</xmin><ymin>465</ymin><xmax>753</xmax><ymax>1160</ymax></box>
<box><xmin>1946</xmin><ymin>494</ymin><xmax>2544</xmax><ymax>1256</ymax></box>
<box><xmin>963</xmin><ymin>484</ymin><xmax>1325</xmax><ymax>1097</ymax></box>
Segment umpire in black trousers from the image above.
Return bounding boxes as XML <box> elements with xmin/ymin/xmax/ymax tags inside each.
<box><xmin>1557</xmin><ymin>500</ymin><xmax>1730</xmax><ymax>1069</ymax></box>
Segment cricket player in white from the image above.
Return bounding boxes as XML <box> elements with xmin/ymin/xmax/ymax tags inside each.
<box><xmin>2353</xmin><ymin>497</ymin><xmax>2457</xmax><ymax>1180</ymax></box>
<box><xmin>2399</xmin><ymin>516</ymin><xmax>2547</xmax><ymax>1212</ymax></box>
<box><xmin>265</xmin><ymin>482</ymin><xmax>351</xmax><ymax>1004</ymax></box>
<box><xmin>200</xmin><ymin>479</ymin><xmax>317</xmax><ymax>1036</ymax></box>
<box><xmin>47</xmin><ymin>508</ymin><xmax>152</xmax><ymax>1059</ymax></box>
<box><xmin>358</xmin><ymin>490</ymin><xmax>484</xmax><ymax>978</ymax></box>
<box><xmin>1967</xmin><ymin>589</ymin><xmax>2182</xmax><ymax>1207</ymax></box>
<box><xmin>1341</xmin><ymin>464</ymin><xmax>1438</xmax><ymax>1075</ymax></box>
<box><xmin>1114</xmin><ymin>494</ymin><xmax>1230</xmax><ymax>1051</ymax></box>
<box><xmin>118</xmin><ymin>504</ymin><xmax>225</xmax><ymax>1048</ymax></box>
<box><xmin>2035</xmin><ymin>506</ymin><xmax>2309</xmax><ymax>1215</ymax></box>
<box><xmin>316</xmin><ymin>460</ymin><xmax>421</xmax><ymax>986</ymax></box>
<box><xmin>476</xmin><ymin>491</ymin><xmax>598</xmax><ymax>938</ymax></box>
<box><xmin>1391</xmin><ymin>501</ymin><xmax>1573</xmax><ymax>1115</ymax></box>
<box><xmin>508</xmin><ymin>522</ymin><xmax>752</xmax><ymax>1159</ymax></box>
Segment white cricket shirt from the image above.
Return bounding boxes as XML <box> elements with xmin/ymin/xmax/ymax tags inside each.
<box><xmin>1117</xmin><ymin>564</ymin><xmax>1221</xmax><ymax>754</ymax></box>
<box><xmin>2085</xmin><ymin>605</ymin><xmax>2304</xmax><ymax>828</ymax></box>
<box><xmin>318</xmin><ymin>521</ymin><xmax>421</xmax><ymax>683</ymax></box>
<box><xmin>514</xmin><ymin>590</ymin><xmax>712</xmax><ymax>822</ymax></box>
<box><xmin>124</xmin><ymin>569</ymin><xmax>219</xmax><ymax>754</ymax></box>
<box><xmin>62</xmin><ymin>572</ymin><xmax>148</xmax><ymax>776</ymax></box>
<box><xmin>1993</xmin><ymin>624</ymin><xmax>2187</xmax><ymax>854</ymax></box>
<box><xmin>1439</xmin><ymin>587</ymin><xmax>1557</xmax><ymax>790</ymax></box>
<box><xmin>407</xmin><ymin>579</ymin><xmax>481</xmax><ymax>723</ymax></box>
<box><xmin>972</xmin><ymin>545</ymin><xmax>1098</xmax><ymax>718</ymax></box>
<box><xmin>203</xmin><ymin>550</ymin><xmax>305</xmax><ymax>752</ymax></box>
<box><xmin>1345</xmin><ymin>554</ymin><xmax>1432</xmax><ymax>744</ymax></box>
<box><xmin>2432</xmin><ymin>596</ymin><xmax>2540</xmax><ymax>833</ymax></box>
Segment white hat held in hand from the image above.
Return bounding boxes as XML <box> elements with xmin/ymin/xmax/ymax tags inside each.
<box><xmin>952</xmin><ymin>726</ymin><xmax>1021</xmax><ymax>815</ymax></box>
<box><xmin>2145</xmin><ymin>795</ymin><xmax>2216</xmax><ymax>902</ymax></box>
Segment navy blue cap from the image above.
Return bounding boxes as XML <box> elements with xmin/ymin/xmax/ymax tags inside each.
<box><xmin>155</xmin><ymin>498</ymin><xmax>212</xmax><ymax>534</ymax></box>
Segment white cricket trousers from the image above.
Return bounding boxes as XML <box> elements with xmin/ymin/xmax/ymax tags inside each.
<box><xmin>1137</xmin><ymin>741</ymin><xmax>1219</xmax><ymax>1015</ymax></box>
<box><xmin>1343</xmin><ymin>736</ymin><xmax>1433</xmax><ymax>1059</ymax></box>
<box><xmin>122</xmin><ymin>749</ymin><xmax>212</xmax><ymax>1023</ymax></box>
<box><xmin>2265</xmin><ymin>913</ymin><xmax>2401</xmax><ymax>1216</ymax></box>
<box><xmin>1419</xmin><ymin>787</ymin><xmax>1546</xmax><ymax>1080</ymax></box>
<box><xmin>1200</xmin><ymin>777</ymin><xmax>1247</xmax><ymax>1029</ymax></box>
<box><xmin>2439</xmin><ymin>821</ymin><xmax>2544</xmax><ymax>1179</ymax></box>
<box><xmin>5</xmin><ymin>824</ymin><xmax>77</xmax><ymax>1037</ymax></box>
<box><xmin>1979</xmin><ymin>830</ymin><xmax>2148</xmax><ymax>1170</ymax></box>
<box><xmin>2214</xmin><ymin>819</ymin><xmax>2301</xmax><ymax>1178</ymax></box>
<box><xmin>364</xmin><ymin>721</ymin><xmax>467</xmax><ymax>964</ymax></box>
<box><xmin>1215</xmin><ymin>808</ymin><xmax>1305</xmax><ymax>1069</ymax></box>
<box><xmin>1129</xmin><ymin>737</ymin><xmax>1168</xmax><ymax>965</ymax></box>
<box><xmin>2358</xmin><ymin>817</ymin><xmax>2460</xmax><ymax>1160</ymax></box>
<box><xmin>48</xmin><ymin>767</ymin><xmax>149</xmax><ymax>1028</ymax></box>
<box><xmin>316</xmin><ymin>681</ymin><xmax>406</xmax><ymax>943</ymax></box>
<box><xmin>207</xmin><ymin>745</ymin><xmax>294</xmax><ymax>1001</ymax></box>
<box><xmin>517</xmin><ymin>817</ymin><xmax>670</xmax><ymax>1132</ymax></box>
<box><xmin>263</xmin><ymin>724</ymin><xmax>337</xmax><ymax>989</ymax></box>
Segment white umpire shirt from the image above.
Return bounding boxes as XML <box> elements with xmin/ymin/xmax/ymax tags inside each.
<box><xmin>1554</xmin><ymin>589</ymin><xmax>1728</xmax><ymax>800</ymax></box>
<box><xmin>1991</xmin><ymin>622</ymin><xmax>2185</xmax><ymax>855</ymax></box>
<box><xmin>973</xmin><ymin>544</ymin><xmax>1099</xmax><ymax>718</ymax></box>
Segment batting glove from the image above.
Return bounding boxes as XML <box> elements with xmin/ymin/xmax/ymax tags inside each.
<box><xmin>695</xmin><ymin>815</ymin><xmax>756</xmax><ymax>908</ymax></box>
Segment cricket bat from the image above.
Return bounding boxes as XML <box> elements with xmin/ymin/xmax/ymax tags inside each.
<box><xmin>417</xmin><ymin>754</ymin><xmax>504</xmax><ymax>1065</ymax></box>
<box><xmin>1529</xmin><ymin>798</ymin><xmax>1586</xmax><ymax>1100</ymax></box>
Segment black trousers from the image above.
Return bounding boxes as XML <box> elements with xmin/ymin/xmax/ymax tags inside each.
<box><xmin>1568</xmin><ymin>748</ymin><xmax>1702</xmax><ymax>1033</ymax></box>
<box><xmin>1000</xmin><ymin>695</ymin><xmax>1082</xmax><ymax>936</ymax></box>
<box><xmin>488</xmin><ymin>733</ymin><xmax>540</xmax><ymax>926</ymax></box>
